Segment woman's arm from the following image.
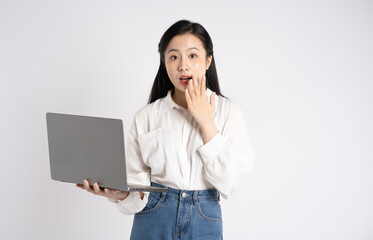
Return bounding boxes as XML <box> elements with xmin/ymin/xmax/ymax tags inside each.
<box><xmin>198</xmin><ymin>104</ymin><xmax>256</xmax><ymax>199</ymax></box>
<box><xmin>185</xmin><ymin>75</ymin><xmax>255</xmax><ymax>198</ymax></box>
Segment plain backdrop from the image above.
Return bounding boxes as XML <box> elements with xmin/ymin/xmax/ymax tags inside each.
<box><xmin>0</xmin><ymin>0</ymin><xmax>372</xmax><ymax>239</ymax></box>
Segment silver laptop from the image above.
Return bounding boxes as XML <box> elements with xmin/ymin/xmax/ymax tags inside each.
<box><xmin>46</xmin><ymin>112</ymin><xmax>167</xmax><ymax>192</ymax></box>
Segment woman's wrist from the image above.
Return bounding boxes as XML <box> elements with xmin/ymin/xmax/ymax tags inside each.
<box><xmin>200</xmin><ymin>118</ymin><xmax>218</xmax><ymax>144</ymax></box>
<box><xmin>108</xmin><ymin>192</ymin><xmax>129</xmax><ymax>203</ymax></box>
<box><xmin>108</xmin><ymin>198</ymin><xmax>121</xmax><ymax>203</ymax></box>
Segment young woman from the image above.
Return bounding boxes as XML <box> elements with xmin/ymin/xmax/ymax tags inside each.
<box><xmin>77</xmin><ymin>20</ymin><xmax>255</xmax><ymax>240</ymax></box>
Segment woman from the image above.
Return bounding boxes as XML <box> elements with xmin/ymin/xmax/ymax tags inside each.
<box><xmin>77</xmin><ymin>19</ymin><xmax>255</xmax><ymax>240</ymax></box>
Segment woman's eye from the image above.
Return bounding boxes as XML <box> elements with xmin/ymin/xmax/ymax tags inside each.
<box><xmin>190</xmin><ymin>54</ymin><xmax>197</xmax><ymax>58</ymax></box>
<box><xmin>170</xmin><ymin>55</ymin><xmax>178</xmax><ymax>60</ymax></box>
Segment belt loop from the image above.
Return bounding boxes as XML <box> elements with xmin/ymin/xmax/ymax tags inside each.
<box><xmin>160</xmin><ymin>191</ymin><xmax>167</xmax><ymax>202</ymax></box>
<box><xmin>192</xmin><ymin>191</ymin><xmax>198</xmax><ymax>206</ymax></box>
<box><xmin>217</xmin><ymin>191</ymin><xmax>220</xmax><ymax>201</ymax></box>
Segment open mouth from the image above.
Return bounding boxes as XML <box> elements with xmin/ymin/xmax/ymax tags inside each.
<box><xmin>179</xmin><ymin>76</ymin><xmax>192</xmax><ymax>85</ymax></box>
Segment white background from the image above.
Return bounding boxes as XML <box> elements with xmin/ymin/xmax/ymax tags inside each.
<box><xmin>1</xmin><ymin>0</ymin><xmax>372</xmax><ymax>239</ymax></box>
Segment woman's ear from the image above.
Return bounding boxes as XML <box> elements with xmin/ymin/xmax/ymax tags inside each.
<box><xmin>206</xmin><ymin>55</ymin><xmax>213</xmax><ymax>70</ymax></box>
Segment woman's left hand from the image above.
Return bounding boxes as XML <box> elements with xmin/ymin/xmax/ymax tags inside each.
<box><xmin>185</xmin><ymin>75</ymin><xmax>218</xmax><ymax>143</ymax></box>
<box><xmin>185</xmin><ymin>75</ymin><xmax>215</xmax><ymax>125</ymax></box>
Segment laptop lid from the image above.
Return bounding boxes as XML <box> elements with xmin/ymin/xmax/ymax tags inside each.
<box><xmin>46</xmin><ymin>112</ymin><xmax>167</xmax><ymax>192</ymax></box>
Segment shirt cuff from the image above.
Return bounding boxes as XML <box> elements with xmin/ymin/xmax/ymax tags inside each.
<box><xmin>115</xmin><ymin>192</ymin><xmax>149</xmax><ymax>215</ymax></box>
<box><xmin>198</xmin><ymin>133</ymin><xmax>226</xmax><ymax>164</ymax></box>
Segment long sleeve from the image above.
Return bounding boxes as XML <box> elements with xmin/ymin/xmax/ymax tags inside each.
<box><xmin>115</xmin><ymin>115</ymin><xmax>150</xmax><ymax>215</ymax></box>
<box><xmin>198</xmin><ymin>103</ymin><xmax>255</xmax><ymax>199</ymax></box>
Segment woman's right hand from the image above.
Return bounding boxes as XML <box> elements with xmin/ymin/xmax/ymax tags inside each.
<box><xmin>76</xmin><ymin>179</ymin><xmax>129</xmax><ymax>202</ymax></box>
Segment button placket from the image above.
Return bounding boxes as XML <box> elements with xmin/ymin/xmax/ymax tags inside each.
<box><xmin>180</xmin><ymin>110</ymin><xmax>189</xmax><ymax>189</ymax></box>
<box><xmin>181</xmin><ymin>110</ymin><xmax>187</xmax><ymax>146</ymax></box>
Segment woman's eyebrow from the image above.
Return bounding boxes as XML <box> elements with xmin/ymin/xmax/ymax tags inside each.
<box><xmin>166</xmin><ymin>47</ymin><xmax>200</xmax><ymax>54</ymax></box>
<box><xmin>167</xmin><ymin>49</ymin><xmax>178</xmax><ymax>54</ymax></box>
<box><xmin>187</xmin><ymin>47</ymin><xmax>200</xmax><ymax>52</ymax></box>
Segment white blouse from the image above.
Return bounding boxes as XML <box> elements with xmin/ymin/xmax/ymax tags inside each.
<box><xmin>116</xmin><ymin>88</ymin><xmax>255</xmax><ymax>214</ymax></box>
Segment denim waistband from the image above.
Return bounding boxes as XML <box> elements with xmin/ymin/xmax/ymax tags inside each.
<box><xmin>150</xmin><ymin>182</ymin><xmax>220</xmax><ymax>202</ymax></box>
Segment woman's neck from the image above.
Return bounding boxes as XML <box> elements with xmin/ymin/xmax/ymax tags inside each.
<box><xmin>171</xmin><ymin>88</ymin><xmax>188</xmax><ymax>109</ymax></box>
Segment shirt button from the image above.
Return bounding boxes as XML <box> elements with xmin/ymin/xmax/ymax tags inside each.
<box><xmin>182</xmin><ymin>192</ymin><xmax>187</xmax><ymax>198</ymax></box>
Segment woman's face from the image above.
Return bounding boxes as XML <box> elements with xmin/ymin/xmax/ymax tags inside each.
<box><xmin>164</xmin><ymin>33</ymin><xmax>212</xmax><ymax>94</ymax></box>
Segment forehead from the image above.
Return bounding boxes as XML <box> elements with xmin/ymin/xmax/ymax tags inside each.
<box><xmin>165</xmin><ymin>33</ymin><xmax>206</xmax><ymax>53</ymax></box>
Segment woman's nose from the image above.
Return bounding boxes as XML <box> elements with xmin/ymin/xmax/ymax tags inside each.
<box><xmin>178</xmin><ymin>59</ymin><xmax>189</xmax><ymax>71</ymax></box>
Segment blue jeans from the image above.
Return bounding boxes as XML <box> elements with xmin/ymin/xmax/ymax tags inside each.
<box><xmin>130</xmin><ymin>182</ymin><xmax>223</xmax><ymax>240</ymax></box>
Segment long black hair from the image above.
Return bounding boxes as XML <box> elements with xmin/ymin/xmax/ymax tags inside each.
<box><xmin>148</xmin><ymin>20</ymin><xmax>225</xmax><ymax>104</ymax></box>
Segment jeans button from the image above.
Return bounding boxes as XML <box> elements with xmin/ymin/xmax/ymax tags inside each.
<box><xmin>182</xmin><ymin>192</ymin><xmax>187</xmax><ymax>198</ymax></box>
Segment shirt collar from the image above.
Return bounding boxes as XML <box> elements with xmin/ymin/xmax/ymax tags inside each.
<box><xmin>158</xmin><ymin>88</ymin><xmax>217</xmax><ymax>115</ymax></box>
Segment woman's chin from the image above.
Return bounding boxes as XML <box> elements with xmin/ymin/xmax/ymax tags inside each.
<box><xmin>173</xmin><ymin>85</ymin><xmax>187</xmax><ymax>94</ymax></box>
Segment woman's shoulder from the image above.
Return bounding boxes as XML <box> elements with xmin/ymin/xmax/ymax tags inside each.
<box><xmin>215</xmin><ymin>94</ymin><xmax>242</xmax><ymax>117</ymax></box>
<box><xmin>129</xmin><ymin>98</ymin><xmax>165</xmax><ymax>134</ymax></box>
<box><xmin>133</xmin><ymin>97</ymin><xmax>164</xmax><ymax>120</ymax></box>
